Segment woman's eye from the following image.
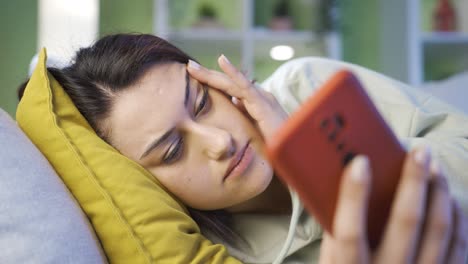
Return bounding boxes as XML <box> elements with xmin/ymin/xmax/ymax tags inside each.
<box><xmin>163</xmin><ymin>137</ymin><xmax>184</xmax><ymax>164</ymax></box>
<box><xmin>195</xmin><ymin>85</ymin><xmax>210</xmax><ymax>116</ymax></box>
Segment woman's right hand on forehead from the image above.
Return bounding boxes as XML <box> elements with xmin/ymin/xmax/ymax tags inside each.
<box><xmin>187</xmin><ymin>55</ymin><xmax>288</xmax><ymax>143</ymax></box>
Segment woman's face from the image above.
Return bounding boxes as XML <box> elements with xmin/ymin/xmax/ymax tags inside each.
<box><xmin>106</xmin><ymin>62</ymin><xmax>274</xmax><ymax>210</ymax></box>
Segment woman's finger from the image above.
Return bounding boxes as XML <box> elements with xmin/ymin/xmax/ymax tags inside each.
<box><xmin>416</xmin><ymin>161</ymin><xmax>452</xmax><ymax>264</ymax></box>
<box><xmin>217</xmin><ymin>54</ymin><xmax>253</xmax><ymax>89</ymax></box>
<box><xmin>231</xmin><ymin>96</ymin><xmax>249</xmax><ymax>115</ymax></box>
<box><xmin>446</xmin><ymin>200</ymin><xmax>468</xmax><ymax>263</ymax></box>
<box><xmin>375</xmin><ymin>147</ymin><xmax>431</xmax><ymax>263</ymax></box>
<box><xmin>187</xmin><ymin>60</ymin><xmax>247</xmax><ymax>99</ymax></box>
<box><xmin>318</xmin><ymin>232</ymin><xmax>336</xmax><ymax>264</ymax></box>
<box><xmin>332</xmin><ymin>155</ymin><xmax>371</xmax><ymax>263</ymax></box>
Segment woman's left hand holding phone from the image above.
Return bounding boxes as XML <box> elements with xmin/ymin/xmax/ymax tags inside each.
<box><xmin>187</xmin><ymin>55</ymin><xmax>288</xmax><ymax>143</ymax></box>
<box><xmin>319</xmin><ymin>148</ymin><xmax>468</xmax><ymax>264</ymax></box>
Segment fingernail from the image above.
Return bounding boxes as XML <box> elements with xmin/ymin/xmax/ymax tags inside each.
<box><xmin>220</xmin><ymin>54</ymin><xmax>231</xmax><ymax>65</ymax></box>
<box><xmin>430</xmin><ymin>159</ymin><xmax>441</xmax><ymax>175</ymax></box>
<box><xmin>350</xmin><ymin>155</ymin><xmax>369</xmax><ymax>182</ymax></box>
<box><xmin>414</xmin><ymin>146</ymin><xmax>431</xmax><ymax>166</ymax></box>
<box><xmin>188</xmin><ymin>59</ymin><xmax>200</xmax><ymax>70</ymax></box>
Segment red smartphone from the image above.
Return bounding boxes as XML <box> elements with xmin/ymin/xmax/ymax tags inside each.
<box><xmin>267</xmin><ymin>70</ymin><xmax>406</xmax><ymax>248</ymax></box>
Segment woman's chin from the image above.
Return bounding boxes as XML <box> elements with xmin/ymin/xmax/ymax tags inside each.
<box><xmin>246</xmin><ymin>154</ymin><xmax>274</xmax><ymax>196</ymax></box>
<box><xmin>251</xmin><ymin>141</ymin><xmax>274</xmax><ymax>189</ymax></box>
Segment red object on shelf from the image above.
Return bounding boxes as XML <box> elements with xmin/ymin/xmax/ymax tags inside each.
<box><xmin>433</xmin><ymin>0</ymin><xmax>457</xmax><ymax>31</ymax></box>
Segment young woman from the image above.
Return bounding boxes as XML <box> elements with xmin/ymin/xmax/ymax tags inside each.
<box><xmin>20</xmin><ymin>33</ymin><xmax>467</xmax><ymax>263</ymax></box>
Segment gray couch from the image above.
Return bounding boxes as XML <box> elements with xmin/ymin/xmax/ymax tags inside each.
<box><xmin>420</xmin><ymin>71</ymin><xmax>468</xmax><ymax>115</ymax></box>
<box><xmin>1</xmin><ymin>66</ymin><xmax>466</xmax><ymax>263</ymax></box>
<box><xmin>0</xmin><ymin>108</ymin><xmax>107</xmax><ymax>263</ymax></box>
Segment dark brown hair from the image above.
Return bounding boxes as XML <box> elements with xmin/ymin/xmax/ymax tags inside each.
<box><xmin>18</xmin><ymin>33</ymin><xmax>238</xmax><ymax>244</ymax></box>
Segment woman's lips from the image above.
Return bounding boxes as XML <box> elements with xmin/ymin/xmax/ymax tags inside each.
<box><xmin>224</xmin><ymin>141</ymin><xmax>254</xmax><ymax>181</ymax></box>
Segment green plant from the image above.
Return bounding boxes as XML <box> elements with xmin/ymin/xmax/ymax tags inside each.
<box><xmin>273</xmin><ymin>0</ymin><xmax>290</xmax><ymax>18</ymax></box>
<box><xmin>198</xmin><ymin>3</ymin><xmax>217</xmax><ymax>19</ymax></box>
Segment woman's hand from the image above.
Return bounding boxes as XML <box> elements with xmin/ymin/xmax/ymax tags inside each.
<box><xmin>319</xmin><ymin>147</ymin><xmax>468</xmax><ymax>264</ymax></box>
<box><xmin>187</xmin><ymin>55</ymin><xmax>288</xmax><ymax>143</ymax></box>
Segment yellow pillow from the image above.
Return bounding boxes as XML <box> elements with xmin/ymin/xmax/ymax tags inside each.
<box><xmin>16</xmin><ymin>49</ymin><xmax>240</xmax><ymax>264</ymax></box>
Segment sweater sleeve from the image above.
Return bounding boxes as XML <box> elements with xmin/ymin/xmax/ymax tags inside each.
<box><xmin>260</xmin><ymin>57</ymin><xmax>468</xmax><ymax>215</ymax></box>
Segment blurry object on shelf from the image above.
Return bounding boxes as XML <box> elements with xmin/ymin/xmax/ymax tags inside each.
<box><xmin>192</xmin><ymin>3</ymin><xmax>224</xmax><ymax>29</ymax></box>
<box><xmin>269</xmin><ymin>0</ymin><xmax>293</xmax><ymax>31</ymax></box>
<box><xmin>433</xmin><ymin>0</ymin><xmax>457</xmax><ymax>31</ymax></box>
<box><xmin>156</xmin><ymin>0</ymin><xmax>341</xmax><ymax>81</ymax></box>
<box><xmin>270</xmin><ymin>45</ymin><xmax>294</xmax><ymax>61</ymax></box>
<box><xmin>318</xmin><ymin>0</ymin><xmax>340</xmax><ymax>33</ymax></box>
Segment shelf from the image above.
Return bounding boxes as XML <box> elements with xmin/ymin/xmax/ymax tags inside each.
<box><xmin>167</xmin><ymin>29</ymin><xmax>242</xmax><ymax>60</ymax></box>
<box><xmin>422</xmin><ymin>33</ymin><xmax>468</xmax><ymax>81</ymax></box>
<box><xmin>251</xmin><ymin>28</ymin><xmax>318</xmax><ymax>42</ymax></box>
<box><xmin>424</xmin><ymin>40</ymin><xmax>468</xmax><ymax>57</ymax></box>
<box><xmin>169</xmin><ymin>28</ymin><xmax>321</xmax><ymax>43</ymax></box>
<box><xmin>155</xmin><ymin>0</ymin><xmax>341</xmax><ymax>78</ymax></box>
<box><xmin>168</xmin><ymin>29</ymin><xmax>243</xmax><ymax>41</ymax></box>
<box><xmin>422</xmin><ymin>32</ymin><xmax>468</xmax><ymax>44</ymax></box>
<box><xmin>168</xmin><ymin>28</ymin><xmax>331</xmax><ymax>62</ymax></box>
<box><xmin>379</xmin><ymin>1</ymin><xmax>468</xmax><ymax>85</ymax></box>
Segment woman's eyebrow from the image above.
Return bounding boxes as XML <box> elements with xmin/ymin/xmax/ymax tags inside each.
<box><xmin>139</xmin><ymin>70</ymin><xmax>190</xmax><ymax>160</ymax></box>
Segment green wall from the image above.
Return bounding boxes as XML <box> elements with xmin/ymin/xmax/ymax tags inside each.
<box><xmin>340</xmin><ymin>0</ymin><xmax>381</xmax><ymax>72</ymax></box>
<box><xmin>0</xmin><ymin>1</ymin><xmax>37</xmax><ymax>117</ymax></box>
<box><xmin>421</xmin><ymin>0</ymin><xmax>438</xmax><ymax>32</ymax></box>
<box><xmin>100</xmin><ymin>0</ymin><xmax>153</xmax><ymax>35</ymax></box>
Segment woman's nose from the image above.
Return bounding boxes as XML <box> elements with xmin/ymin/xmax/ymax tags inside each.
<box><xmin>191</xmin><ymin>123</ymin><xmax>235</xmax><ymax>160</ymax></box>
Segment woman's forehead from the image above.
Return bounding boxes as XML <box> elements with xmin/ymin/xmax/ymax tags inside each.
<box><xmin>108</xmin><ymin>63</ymin><xmax>188</xmax><ymax>152</ymax></box>
<box><xmin>118</xmin><ymin>63</ymin><xmax>186</xmax><ymax>113</ymax></box>
<box><xmin>140</xmin><ymin>63</ymin><xmax>186</xmax><ymax>94</ymax></box>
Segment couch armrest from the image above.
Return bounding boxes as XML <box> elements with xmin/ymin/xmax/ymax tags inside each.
<box><xmin>0</xmin><ymin>108</ymin><xmax>107</xmax><ymax>263</ymax></box>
